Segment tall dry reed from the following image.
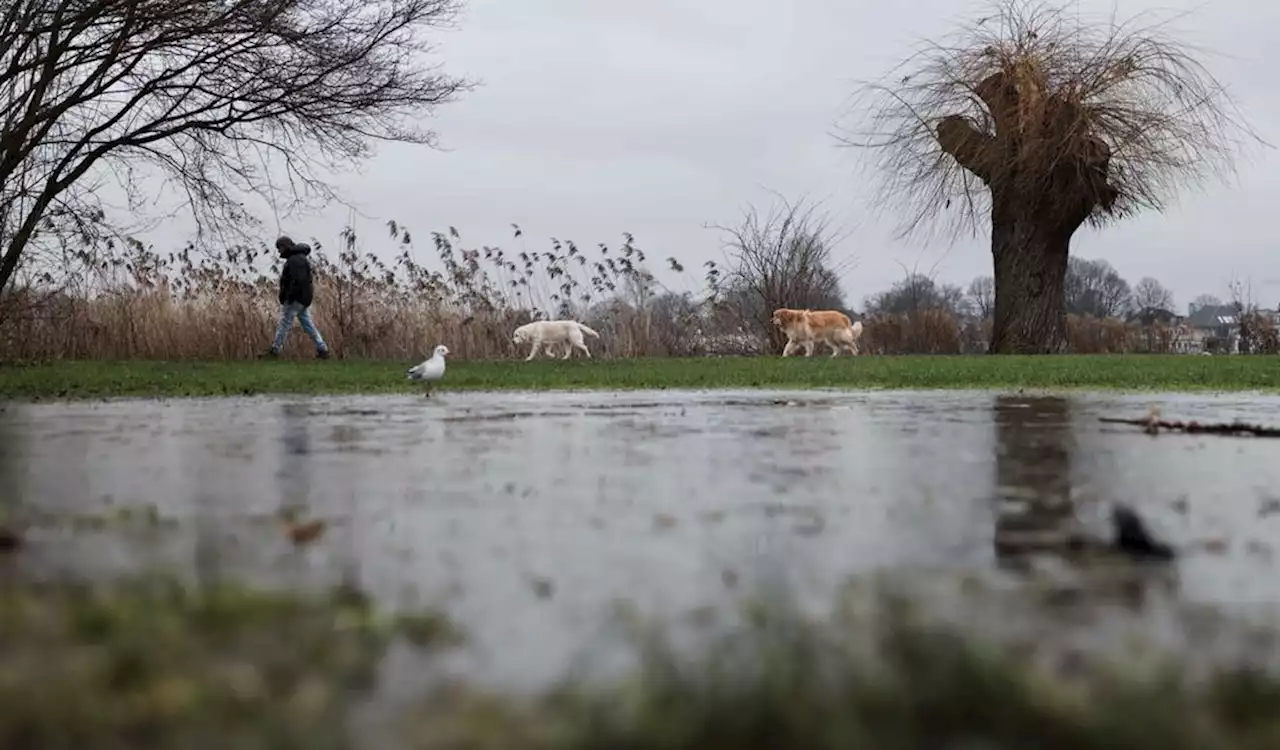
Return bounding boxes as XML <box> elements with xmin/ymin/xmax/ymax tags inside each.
<box><xmin>0</xmin><ymin>221</ymin><xmax>1202</xmax><ymax>360</ymax></box>
<box><xmin>0</xmin><ymin>223</ymin><xmax>735</xmax><ymax>361</ymax></box>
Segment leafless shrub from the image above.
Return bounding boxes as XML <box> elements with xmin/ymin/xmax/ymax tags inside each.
<box><xmin>862</xmin><ymin>310</ymin><xmax>965</xmax><ymax>354</ymax></box>
<box><xmin>711</xmin><ymin>195</ymin><xmax>853</xmax><ymax>353</ymax></box>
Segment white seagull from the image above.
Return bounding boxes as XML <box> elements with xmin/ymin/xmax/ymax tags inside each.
<box><xmin>407</xmin><ymin>344</ymin><xmax>449</xmax><ymax>396</ymax></box>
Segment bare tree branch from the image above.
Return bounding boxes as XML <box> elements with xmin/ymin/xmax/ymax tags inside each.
<box><xmin>1132</xmin><ymin>276</ymin><xmax>1174</xmax><ymax>312</ymax></box>
<box><xmin>0</xmin><ymin>0</ymin><xmax>475</xmax><ymax>295</ymax></box>
<box><xmin>837</xmin><ymin>0</ymin><xmax>1264</xmax><ymax>244</ymax></box>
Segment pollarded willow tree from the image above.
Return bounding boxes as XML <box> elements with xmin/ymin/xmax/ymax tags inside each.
<box><xmin>842</xmin><ymin>0</ymin><xmax>1258</xmax><ymax>353</ymax></box>
<box><xmin>0</xmin><ymin>0</ymin><xmax>473</xmax><ymax>297</ymax></box>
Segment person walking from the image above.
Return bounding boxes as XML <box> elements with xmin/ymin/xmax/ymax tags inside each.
<box><xmin>265</xmin><ymin>235</ymin><xmax>331</xmax><ymax>359</ymax></box>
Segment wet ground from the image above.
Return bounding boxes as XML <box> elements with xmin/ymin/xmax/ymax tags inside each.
<box><xmin>3</xmin><ymin>389</ymin><xmax>1280</xmax><ymax>691</ymax></box>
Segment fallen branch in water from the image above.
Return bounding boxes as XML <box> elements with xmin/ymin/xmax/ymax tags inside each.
<box><xmin>1099</xmin><ymin>411</ymin><xmax>1280</xmax><ymax>438</ymax></box>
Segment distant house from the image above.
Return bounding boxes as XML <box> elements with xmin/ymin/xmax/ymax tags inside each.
<box><xmin>1182</xmin><ymin>304</ymin><xmax>1240</xmax><ymax>354</ymax></box>
<box><xmin>1126</xmin><ymin>307</ymin><xmax>1189</xmax><ymax>352</ymax></box>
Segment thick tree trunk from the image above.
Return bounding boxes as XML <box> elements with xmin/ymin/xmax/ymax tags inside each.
<box><xmin>988</xmin><ymin>213</ymin><xmax>1075</xmax><ymax>354</ymax></box>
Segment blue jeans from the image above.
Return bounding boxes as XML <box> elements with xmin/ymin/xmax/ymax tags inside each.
<box><xmin>271</xmin><ymin>302</ymin><xmax>327</xmax><ymax>353</ymax></box>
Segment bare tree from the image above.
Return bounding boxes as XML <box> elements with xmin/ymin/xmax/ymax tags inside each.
<box><xmin>712</xmin><ymin>195</ymin><xmax>851</xmax><ymax>353</ymax></box>
<box><xmin>865</xmin><ymin>273</ymin><xmax>969</xmax><ymax>317</ymax></box>
<box><xmin>0</xmin><ymin>0</ymin><xmax>474</xmax><ymax>296</ymax></box>
<box><xmin>1064</xmin><ymin>257</ymin><xmax>1130</xmax><ymax>318</ymax></box>
<box><xmin>967</xmin><ymin>275</ymin><xmax>995</xmax><ymax>319</ymax></box>
<box><xmin>841</xmin><ymin>0</ymin><xmax>1257</xmax><ymax>353</ymax></box>
<box><xmin>1225</xmin><ymin>275</ymin><xmax>1274</xmax><ymax>354</ymax></box>
<box><xmin>1190</xmin><ymin>293</ymin><xmax>1223</xmax><ymax>315</ymax></box>
<box><xmin>1132</xmin><ymin>277</ymin><xmax>1174</xmax><ymax>313</ymax></box>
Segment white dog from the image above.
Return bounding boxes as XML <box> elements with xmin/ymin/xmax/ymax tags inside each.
<box><xmin>512</xmin><ymin>320</ymin><xmax>601</xmax><ymax>360</ymax></box>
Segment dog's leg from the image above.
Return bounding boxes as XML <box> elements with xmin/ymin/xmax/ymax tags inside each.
<box><xmin>568</xmin><ymin>331</ymin><xmax>590</xmax><ymax>358</ymax></box>
<box><xmin>782</xmin><ymin>340</ymin><xmax>796</xmax><ymax>357</ymax></box>
<box><xmin>526</xmin><ymin>339</ymin><xmax>540</xmax><ymax>361</ymax></box>
<box><xmin>804</xmin><ymin>341</ymin><xmax>815</xmax><ymax>357</ymax></box>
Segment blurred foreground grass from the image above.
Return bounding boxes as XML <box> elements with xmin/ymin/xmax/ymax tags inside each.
<box><xmin>410</xmin><ymin>591</ymin><xmax>1280</xmax><ymax>750</ymax></box>
<box><xmin>0</xmin><ymin>576</ymin><xmax>461</xmax><ymax>748</ymax></box>
<box><xmin>3</xmin><ymin>573</ymin><xmax>1280</xmax><ymax>748</ymax></box>
<box><xmin>2</xmin><ymin>354</ymin><xmax>1279</xmax><ymax>399</ymax></box>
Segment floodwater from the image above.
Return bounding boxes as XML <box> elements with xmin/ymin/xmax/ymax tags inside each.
<box><xmin>3</xmin><ymin>389</ymin><xmax>1280</xmax><ymax>690</ymax></box>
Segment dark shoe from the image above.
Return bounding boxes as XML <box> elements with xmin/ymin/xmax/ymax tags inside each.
<box><xmin>262</xmin><ymin>349</ymin><xmax>280</xmax><ymax>359</ymax></box>
<box><xmin>316</xmin><ymin>349</ymin><xmax>331</xmax><ymax>360</ymax></box>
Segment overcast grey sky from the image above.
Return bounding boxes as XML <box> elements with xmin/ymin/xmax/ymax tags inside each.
<box><xmin>201</xmin><ymin>0</ymin><xmax>1280</xmax><ymax>312</ymax></box>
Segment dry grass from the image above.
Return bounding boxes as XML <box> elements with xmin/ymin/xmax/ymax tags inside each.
<box><xmin>0</xmin><ymin>223</ymin><xmax>727</xmax><ymax>361</ymax></box>
<box><xmin>857</xmin><ymin>312</ymin><xmax>1188</xmax><ymax>355</ymax></box>
<box><xmin>0</xmin><ymin>220</ymin><xmax>1215</xmax><ymax>361</ymax></box>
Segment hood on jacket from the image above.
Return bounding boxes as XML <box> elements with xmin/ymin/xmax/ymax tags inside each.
<box><xmin>276</xmin><ymin>236</ymin><xmax>312</xmax><ymax>258</ymax></box>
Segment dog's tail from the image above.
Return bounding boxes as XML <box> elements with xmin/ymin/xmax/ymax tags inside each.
<box><xmin>577</xmin><ymin>323</ymin><xmax>601</xmax><ymax>338</ymax></box>
<box><xmin>850</xmin><ymin>320</ymin><xmax>863</xmax><ymax>338</ymax></box>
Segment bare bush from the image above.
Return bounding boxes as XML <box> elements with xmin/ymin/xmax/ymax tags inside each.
<box><xmin>712</xmin><ymin>196</ymin><xmax>851</xmax><ymax>353</ymax></box>
<box><xmin>862</xmin><ymin>310</ymin><xmax>966</xmax><ymax>355</ymax></box>
<box><xmin>1063</xmin><ymin>315</ymin><xmax>1186</xmax><ymax>354</ymax></box>
<box><xmin>842</xmin><ymin>0</ymin><xmax>1257</xmax><ymax>353</ymax></box>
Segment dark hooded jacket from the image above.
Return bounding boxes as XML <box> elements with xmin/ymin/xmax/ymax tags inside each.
<box><xmin>278</xmin><ymin>241</ymin><xmax>315</xmax><ymax>307</ymax></box>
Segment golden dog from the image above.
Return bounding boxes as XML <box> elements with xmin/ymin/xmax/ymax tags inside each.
<box><xmin>771</xmin><ymin>308</ymin><xmax>863</xmax><ymax>357</ymax></box>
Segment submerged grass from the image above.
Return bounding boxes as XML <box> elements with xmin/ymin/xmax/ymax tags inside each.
<box><xmin>409</xmin><ymin>592</ymin><xmax>1280</xmax><ymax>750</ymax></box>
<box><xmin>1</xmin><ymin>573</ymin><xmax>1279</xmax><ymax>747</ymax></box>
<box><xmin>0</xmin><ymin>576</ymin><xmax>461</xmax><ymax>748</ymax></box>
<box><xmin>1</xmin><ymin>354</ymin><xmax>1279</xmax><ymax>399</ymax></box>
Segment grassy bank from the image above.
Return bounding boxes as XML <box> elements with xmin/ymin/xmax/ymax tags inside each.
<box><xmin>1</xmin><ymin>354</ymin><xmax>1278</xmax><ymax>399</ymax></box>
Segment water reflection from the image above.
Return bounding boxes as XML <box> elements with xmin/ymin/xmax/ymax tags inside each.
<box><xmin>278</xmin><ymin>401</ymin><xmax>312</xmax><ymax>512</ymax></box>
<box><xmin>990</xmin><ymin>395</ymin><xmax>1180</xmax><ymax>610</ymax></box>
<box><xmin>0</xmin><ymin>406</ymin><xmax>19</xmax><ymax>521</ymax></box>
<box><xmin>991</xmin><ymin>395</ymin><xmax>1076</xmax><ymax>566</ymax></box>
<box><xmin>1</xmin><ymin>389</ymin><xmax>1277</xmax><ymax>687</ymax></box>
